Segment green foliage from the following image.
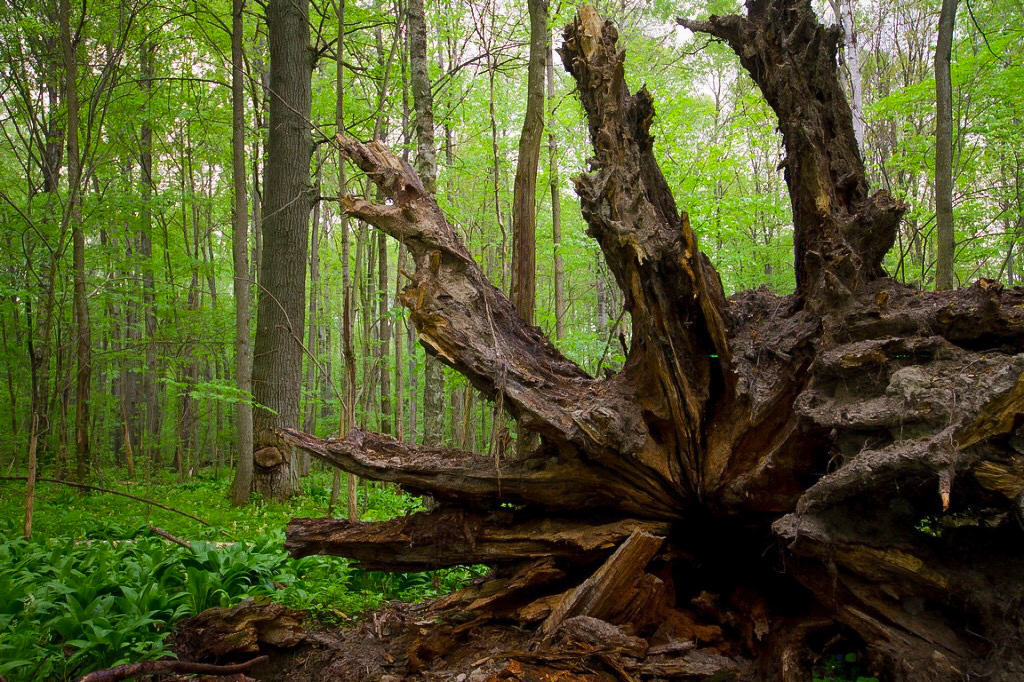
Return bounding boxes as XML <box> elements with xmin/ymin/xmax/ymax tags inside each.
<box><xmin>0</xmin><ymin>472</ymin><xmax>484</xmax><ymax>681</ymax></box>
<box><xmin>812</xmin><ymin>651</ymin><xmax>879</xmax><ymax>682</ymax></box>
<box><xmin>0</xmin><ymin>537</ymin><xmax>186</xmax><ymax>680</ymax></box>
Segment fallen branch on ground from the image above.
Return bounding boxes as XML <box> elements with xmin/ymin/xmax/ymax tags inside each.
<box><xmin>76</xmin><ymin>655</ymin><xmax>269</xmax><ymax>682</ymax></box>
<box><xmin>0</xmin><ymin>476</ymin><xmax>233</xmax><ymax>539</ymax></box>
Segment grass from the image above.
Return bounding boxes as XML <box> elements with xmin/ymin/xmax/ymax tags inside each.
<box><xmin>0</xmin><ymin>468</ymin><xmax>485</xmax><ymax>681</ymax></box>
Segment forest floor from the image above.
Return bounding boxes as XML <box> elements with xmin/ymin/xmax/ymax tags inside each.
<box><xmin>0</xmin><ymin>468</ymin><xmax>871</xmax><ymax>681</ymax></box>
<box><xmin>170</xmin><ymin>594</ymin><xmax>751</xmax><ymax>682</ymax></box>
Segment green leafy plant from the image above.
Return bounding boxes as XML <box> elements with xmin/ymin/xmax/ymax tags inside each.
<box><xmin>0</xmin><ymin>470</ymin><xmax>485</xmax><ymax>681</ymax></box>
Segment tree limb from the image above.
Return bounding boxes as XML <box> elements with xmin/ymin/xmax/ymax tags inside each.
<box><xmin>286</xmin><ymin>507</ymin><xmax>671</xmax><ymax>570</ymax></box>
<box><xmin>280</xmin><ymin>427</ymin><xmax>682</xmax><ymax>518</ymax></box>
<box><xmin>76</xmin><ymin>655</ymin><xmax>269</xmax><ymax>682</ymax></box>
<box><xmin>679</xmin><ymin>0</ymin><xmax>904</xmax><ymax>299</ymax></box>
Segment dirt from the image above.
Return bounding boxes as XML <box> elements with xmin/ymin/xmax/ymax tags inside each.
<box><xmin>166</xmin><ymin>596</ymin><xmax>754</xmax><ymax>682</ymax></box>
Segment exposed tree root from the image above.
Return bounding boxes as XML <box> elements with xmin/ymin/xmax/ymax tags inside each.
<box><xmin>273</xmin><ymin>2</ymin><xmax>1024</xmax><ymax>679</ymax></box>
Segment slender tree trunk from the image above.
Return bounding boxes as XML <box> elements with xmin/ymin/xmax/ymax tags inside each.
<box><xmin>177</xmin><ymin>141</ymin><xmax>202</xmax><ymax>478</ymax></box>
<box><xmin>230</xmin><ymin>0</ymin><xmax>254</xmax><ymax>505</ymax></box>
<box><xmin>304</xmin><ymin>156</ymin><xmax>323</xmax><ymax>442</ymax></box>
<box><xmin>394</xmin><ymin>9</ymin><xmax>410</xmax><ymax>444</ymax></box>
<box><xmin>934</xmin><ymin>0</ymin><xmax>957</xmax><ymax>290</ymax></box>
<box><xmin>830</xmin><ymin>0</ymin><xmax>865</xmax><ymax>149</ymax></box>
<box><xmin>334</xmin><ymin>0</ymin><xmax>358</xmax><ymax>519</ymax></box>
<box><xmin>138</xmin><ymin>40</ymin><xmax>160</xmax><ymax>469</ymax></box>
<box><xmin>24</xmin><ymin>35</ymin><xmax>64</xmax><ymax>536</ymax></box>
<box><xmin>251</xmin><ymin>0</ymin><xmax>313</xmax><ymax>500</ymax></box>
<box><xmin>61</xmin><ymin>0</ymin><xmax>91</xmax><ymax>483</ymax></box>
<box><xmin>408</xmin><ymin>0</ymin><xmax>444</xmax><ymax>447</ymax></box>
<box><xmin>487</xmin><ymin>63</ymin><xmax>508</xmax><ymax>290</ymax></box>
<box><xmin>356</xmin><ymin>223</ymin><xmax>370</xmax><ymax>426</ymax></box>
<box><xmin>510</xmin><ymin>0</ymin><xmax>547</xmax><ymax>327</ymax></box>
<box><xmin>377</xmin><ymin>232</ymin><xmax>391</xmax><ymax>434</ymax></box>
<box><xmin>548</xmin><ymin>32</ymin><xmax>565</xmax><ymax>342</ymax></box>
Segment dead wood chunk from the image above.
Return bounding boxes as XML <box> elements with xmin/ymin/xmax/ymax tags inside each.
<box><xmin>467</xmin><ymin>558</ymin><xmax>566</xmax><ymax>615</ymax></box>
<box><xmin>515</xmin><ymin>593</ymin><xmax>564</xmax><ymax>623</ymax></box>
<box><xmin>408</xmin><ymin>626</ymin><xmax>457</xmax><ymax>673</ymax></box>
<box><xmin>657</xmin><ymin>609</ymin><xmax>724</xmax><ymax>647</ymax></box>
<box><xmin>175</xmin><ymin>598</ymin><xmax>305</xmax><ymax>661</ymax></box>
<box><xmin>286</xmin><ymin>510</ymin><xmax>671</xmax><ymax>570</ymax></box>
<box><xmin>556</xmin><ymin>616</ymin><xmax>648</xmax><ymax>658</ymax></box>
<box><xmin>974</xmin><ymin>457</ymin><xmax>1024</xmax><ymax>502</ymax></box>
<box><xmin>728</xmin><ymin>587</ymin><xmax>771</xmax><ymax>651</ymax></box>
<box><xmin>647</xmin><ymin>639</ymin><xmax>697</xmax><ymax>656</ymax></box>
<box><xmin>635</xmin><ymin>648</ymin><xmax>744</xmax><ymax>679</ymax></box>
<box><xmin>538</xmin><ymin>529</ymin><xmax>664</xmax><ymax>642</ymax></box>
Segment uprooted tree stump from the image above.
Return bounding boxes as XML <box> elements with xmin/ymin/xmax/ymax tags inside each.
<box><xmin>282</xmin><ymin>2</ymin><xmax>1024</xmax><ymax>679</ymax></box>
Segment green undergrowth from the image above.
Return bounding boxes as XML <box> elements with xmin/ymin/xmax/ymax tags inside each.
<box><xmin>813</xmin><ymin>651</ymin><xmax>880</xmax><ymax>682</ymax></box>
<box><xmin>0</xmin><ymin>469</ymin><xmax>485</xmax><ymax>681</ymax></box>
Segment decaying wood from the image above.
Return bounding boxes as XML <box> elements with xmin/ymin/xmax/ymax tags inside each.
<box><xmin>538</xmin><ymin>529</ymin><xmax>664</xmax><ymax>642</ymax></box>
<box><xmin>281</xmin><ymin>427</ymin><xmax>681</xmax><ymax>518</ymax></box>
<box><xmin>286</xmin><ymin>509</ymin><xmax>669</xmax><ymax>571</ymax></box>
<box><xmin>679</xmin><ymin>0</ymin><xmax>904</xmax><ymax>300</ymax></box>
<box><xmin>555</xmin><ymin>616</ymin><xmax>649</xmax><ymax>659</ymax></box>
<box><xmin>280</xmin><ymin>2</ymin><xmax>1024</xmax><ymax>679</ymax></box>
<box><xmin>76</xmin><ymin>655</ymin><xmax>268</xmax><ymax>682</ymax></box>
<box><xmin>174</xmin><ymin>598</ymin><xmax>304</xmax><ymax>661</ymax></box>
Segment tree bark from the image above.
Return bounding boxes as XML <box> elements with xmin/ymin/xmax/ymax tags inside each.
<box><xmin>510</xmin><ymin>0</ymin><xmax>547</xmax><ymax>327</ymax></box>
<box><xmin>22</xmin><ymin>10</ymin><xmax>64</xmax><ymax>537</ymax></box>
<box><xmin>229</xmin><ymin>0</ymin><xmax>254</xmax><ymax>506</ymax></box>
<box><xmin>283</xmin><ymin>4</ymin><xmax>1024</xmax><ymax>680</ymax></box>
<box><xmin>335</xmin><ymin>0</ymin><xmax>357</xmax><ymax>520</ymax></box>
<box><xmin>829</xmin><ymin>0</ymin><xmax>865</xmax><ymax>149</ymax></box>
<box><xmin>60</xmin><ymin>0</ymin><xmax>91</xmax><ymax>483</ymax></box>
<box><xmin>138</xmin><ymin>40</ymin><xmax>160</xmax><ymax>469</ymax></box>
<box><xmin>407</xmin><ymin>0</ymin><xmax>444</xmax><ymax>447</ymax></box>
<box><xmin>935</xmin><ymin>0</ymin><xmax>958</xmax><ymax>290</ymax></box>
<box><xmin>679</xmin><ymin>0</ymin><xmax>904</xmax><ymax>301</ymax></box>
<box><xmin>548</xmin><ymin>31</ymin><xmax>565</xmax><ymax>343</ymax></box>
<box><xmin>251</xmin><ymin>0</ymin><xmax>313</xmax><ymax>500</ymax></box>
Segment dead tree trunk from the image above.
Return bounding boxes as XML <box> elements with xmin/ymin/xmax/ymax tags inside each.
<box><xmin>283</xmin><ymin>3</ymin><xmax>1024</xmax><ymax>680</ymax></box>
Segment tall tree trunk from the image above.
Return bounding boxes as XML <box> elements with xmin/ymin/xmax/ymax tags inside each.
<box><xmin>334</xmin><ymin>0</ymin><xmax>358</xmax><ymax>519</ymax></box>
<box><xmin>395</xmin><ymin>15</ymin><xmax>410</xmax><ymax>443</ymax></box>
<box><xmin>23</xmin><ymin>21</ymin><xmax>64</xmax><ymax>537</ymax></box>
<box><xmin>377</xmin><ymin>232</ymin><xmax>391</xmax><ymax>435</ymax></box>
<box><xmin>304</xmin><ymin>156</ymin><xmax>323</xmax><ymax>441</ymax></box>
<box><xmin>60</xmin><ymin>0</ymin><xmax>91</xmax><ymax>483</ymax></box>
<box><xmin>510</xmin><ymin>0</ymin><xmax>547</xmax><ymax>327</ymax></box>
<box><xmin>407</xmin><ymin>0</ymin><xmax>444</xmax><ymax>447</ymax></box>
<box><xmin>229</xmin><ymin>0</ymin><xmax>254</xmax><ymax>505</ymax></box>
<box><xmin>251</xmin><ymin>0</ymin><xmax>313</xmax><ymax>500</ymax></box>
<box><xmin>509</xmin><ymin>0</ymin><xmax>547</xmax><ymax>457</ymax></box>
<box><xmin>548</xmin><ymin>31</ymin><xmax>565</xmax><ymax>342</ymax></box>
<box><xmin>139</xmin><ymin>40</ymin><xmax>160</xmax><ymax>469</ymax></box>
<box><xmin>176</xmin><ymin>140</ymin><xmax>202</xmax><ymax>478</ymax></box>
<box><xmin>934</xmin><ymin>0</ymin><xmax>957</xmax><ymax>290</ymax></box>
<box><xmin>830</xmin><ymin>0</ymin><xmax>865</xmax><ymax>149</ymax></box>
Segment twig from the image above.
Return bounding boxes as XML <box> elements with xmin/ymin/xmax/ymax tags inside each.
<box><xmin>596</xmin><ymin>308</ymin><xmax>629</xmax><ymax>376</ymax></box>
<box><xmin>0</xmin><ymin>476</ymin><xmax>234</xmax><ymax>540</ymax></box>
<box><xmin>76</xmin><ymin>655</ymin><xmax>269</xmax><ymax>682</ymax></box>
<box><xmin>148</xmin><ymin>524</ymin><xmax>193</xmax><ymax>550</ymax></box>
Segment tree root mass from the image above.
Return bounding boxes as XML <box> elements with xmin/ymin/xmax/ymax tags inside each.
<box><xmin>263</xmin><ymin>2</ymin><xmax>1024</xmax><ymax>680</ymax></box>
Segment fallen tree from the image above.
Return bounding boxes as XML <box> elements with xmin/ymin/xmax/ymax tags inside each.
<box><xmin>282</xmin><ymin>2</ymin><xmax>1024</xmax><ymax>679</ymax></box>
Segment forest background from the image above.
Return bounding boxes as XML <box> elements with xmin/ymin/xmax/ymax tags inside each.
<box><xmin>0</xmin><ymin>0</ymin><xmax>1022</xmax><ymax>503</ymax></box>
